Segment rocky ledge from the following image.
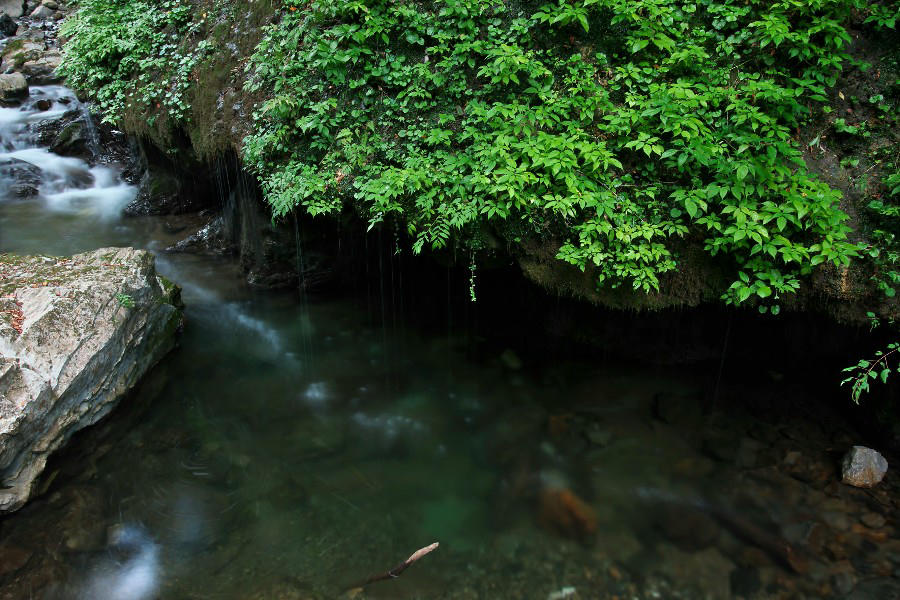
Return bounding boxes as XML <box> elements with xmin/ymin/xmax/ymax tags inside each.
<box><xmin>0</xmin><ymin>247</ymin><xmax>182</xmax><ymax>513</ymax></box>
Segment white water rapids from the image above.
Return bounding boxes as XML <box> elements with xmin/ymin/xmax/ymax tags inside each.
<box><xmin>0</xmin><ymin>85</ymin><xmax>135</xmax><ymax>219</ymax></box>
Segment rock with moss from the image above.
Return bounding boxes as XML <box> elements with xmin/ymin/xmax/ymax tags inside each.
<box><xmin>48</xmin><ymin>118</ymin><xmax>92</xmax><ymax>159</ymax></box>
<box><xmin>0</xmin><ymin>247</ymin><xmax>183</xmax><ymax>513</ymax></box>
<box><xmin>1</xmin><ymin>38</ymin><xmax>43</xmax><ymax>72</ymax></box>
<box><xmin>21</xmin><ymin>49</ymin><xmax>61</xmax><ymax>85</ymax></box>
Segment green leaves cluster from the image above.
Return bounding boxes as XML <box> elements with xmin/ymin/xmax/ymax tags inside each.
<box><xmin>245</xmin><ymin>0</ymin><xmax>878</xmax><ymax>299</ymax></box>
<box><xmin>58</xmin><ymin>0</ymin><xmax>216</xmax><ymax>124</ymax></box>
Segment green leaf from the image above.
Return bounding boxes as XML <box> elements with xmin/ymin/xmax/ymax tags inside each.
<box><xmin>685</xmin><ymin>198</ymin><xmax>698</xmax><ymax>218</ymax></box>
<box><xmin>577</xmin><ymin>13</ymin><xmax>589</xmax><ymax>32</ymax></box>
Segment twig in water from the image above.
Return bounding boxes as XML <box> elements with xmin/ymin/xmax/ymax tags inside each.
<box><xmin>356</xmin><ymin>542</ymin><xmax>439</xmax><ymax>588</ymax></box>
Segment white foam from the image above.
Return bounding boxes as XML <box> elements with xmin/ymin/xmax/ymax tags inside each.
<box><xmin>81</xmin><ymin>526</ymin><xmax>161</xmax><ymax>600</ymax></box>
<box><xmin>0</xmin><ymin>148</ymin><xmax>89</xmax><ymax>178</ymax></box>
<box><xmin>45</xmin><ymin>182</ymin><xmax>136</xmax><ymax>219</ymax></box>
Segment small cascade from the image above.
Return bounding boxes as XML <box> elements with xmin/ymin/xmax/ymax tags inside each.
<box><xmin>79</xmin><ymin>102</ymin><xmax>102</xmax><ymax>160</ymax></box>
<box><xmin>0</xmin><ymin>85</ymin><xmax>135</xmax><ymax>219</ymax></box>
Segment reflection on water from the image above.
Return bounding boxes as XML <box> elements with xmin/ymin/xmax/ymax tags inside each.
<box><xmin>1</xmin><ymin>86</ymin><xmax>896</xmax><ymax>600</ymax></box>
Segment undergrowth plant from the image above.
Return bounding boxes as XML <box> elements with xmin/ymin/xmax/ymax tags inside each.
<box><xmin>58</xmin><ymin>0</ymin><xmax>217</xmax><ymax>124</ymax></box>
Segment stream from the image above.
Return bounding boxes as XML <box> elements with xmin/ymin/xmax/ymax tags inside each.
<box><xmin>1</xmin><ymin>87</ymin><xmax>898</xmax><ymax>600</ymax></box>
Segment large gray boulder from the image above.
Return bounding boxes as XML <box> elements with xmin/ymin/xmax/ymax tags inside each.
<box><xmin>28</xmin><ymin>4</ymin><xmax>53</xmax><ymax>19</ymax></box>
<box><xmin>0</xmin><ymin>248</ymin><xmax>183</xmax><ymax>513</ymax></box>
<box><xmin>0</xmin><ymin>0</ymin><xmax>24</xmax><ymax>18</ymax></box>
<box><xmin>841</xmin><ymin>445</ymin><xmax>888</xmax><ymax>488</ymax></box>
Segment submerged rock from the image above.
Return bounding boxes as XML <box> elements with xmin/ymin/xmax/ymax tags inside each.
<box><xmin>0</xmin><ymin>543</ymin><xmax>31</xmax><ymax>576</ymax></box>
<box><xmin>0</xmin><ymin>248</ymin><xmax>183</xmax><ymax>513</ymax></box>
<box><xmin>537</xmin><ymin>485</ymin><xmax>597</xmax><ymax>542</ymax></box>
<box><xmin>841</xmin><ymin>446</ymin><xmax>888</xmax><ymax>488</ymax></box>
<box><xmin>653</xmin><ymin>391</ymin><xmax>703</xmax><ymax>428</ymax></box>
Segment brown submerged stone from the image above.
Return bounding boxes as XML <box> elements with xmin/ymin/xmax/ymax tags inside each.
<box><xmin>537</xmin><ymin>487</ymin><xmax>598</xmax><ymax>541</ymax></box>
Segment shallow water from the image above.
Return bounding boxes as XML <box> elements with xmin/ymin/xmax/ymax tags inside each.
<box><xmin>1</xmin><ymin>88</ymin><xmax>898</xmax><ymax>600</ymax></box>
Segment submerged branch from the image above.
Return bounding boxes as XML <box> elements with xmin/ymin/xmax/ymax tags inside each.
<box><xmin>355</xmin><ymin>542</ymin><xmax>439</xmax><ymax>588</ymax></box>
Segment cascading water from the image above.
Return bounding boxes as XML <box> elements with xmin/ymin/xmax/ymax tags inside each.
<box><xmin>0</xmin><ymin>86</ymin><xmax>134</xmax><ymax>221</ymax></box>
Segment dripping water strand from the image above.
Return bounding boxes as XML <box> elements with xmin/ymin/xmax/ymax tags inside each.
<box><xmin>712</xmin><ymin>311</ymin><xmax>733</xmax><ymax>409</ymax></box>
<box><xmin>80</xmin><ymin>103</ymin><xmax>102</xmax><ymax>161</ymax></box>
<box><xmin>293</xmin><ymin>210</ymin><xmax>313</xmax><ymax>370</ymax></box>
<box><xmin>378</xmin><ymin>227</ymin><xmax>389</xmax><ymax>384</ymax></box>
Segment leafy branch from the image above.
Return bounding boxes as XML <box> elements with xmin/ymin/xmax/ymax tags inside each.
<box><xmin>842</xmin><ymin>343</ymin><xmax>900</xmax><ymax>404</ymax></box>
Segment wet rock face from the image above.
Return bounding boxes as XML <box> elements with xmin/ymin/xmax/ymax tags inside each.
<box><xmin>166</xmin><ymin>215</ymin><xmax>231</xmax><ymax>255</ymax></box>
<box><xmin>123</xmin><ymin>160</ymin><xmax>221</xmax><ymax>217</ymax></box>
<box><xmin>841</xmin><ymin>446</ymin><xmax>888</xmax><ymax>488</ymax></box>
<box><xmin>0</xmin><ymin>157</ymin><xmax>40</xmax><ymax>196</ymax></box>
<box><xmin>0</xmin><ymin>13</ymin><xmax>16</xmax><ymax>37</ymax></box>
<box><xmin>123</xmin><ymin>169</ymin><xmax>192</xmax><ymax>216</ymax></box>
<box><xmin>0</xmin><ymin>248</ymin><xmax>183</xmax><ymax>514</ymax></box>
